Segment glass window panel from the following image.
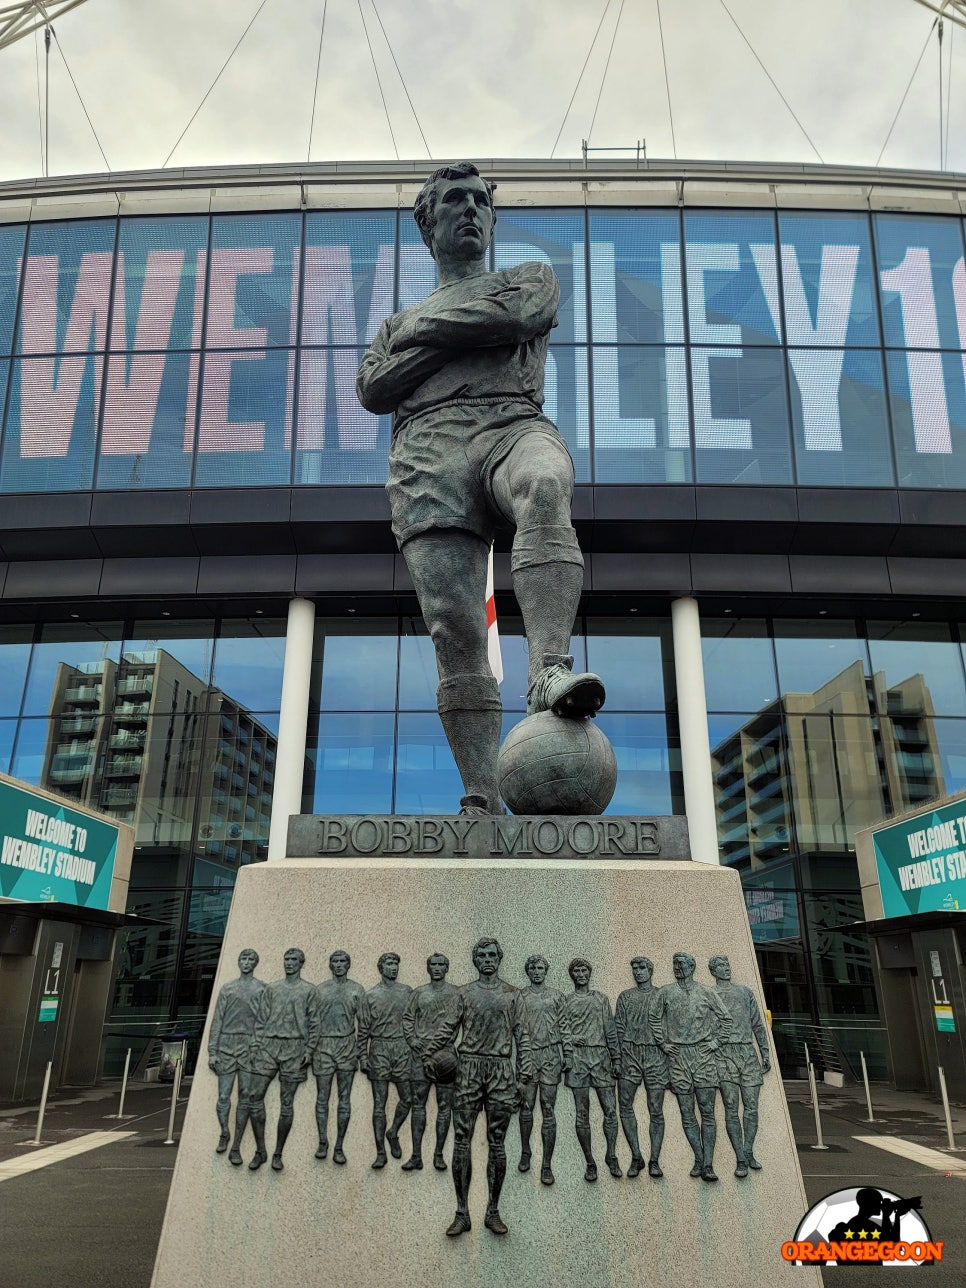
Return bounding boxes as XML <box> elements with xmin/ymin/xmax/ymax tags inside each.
<box><xmin>123</xmin><ymin>622</ymin><xmax>215</xmax><ymax>690</ymax></box>
<box><xmin>789</xmin><ymin>347</ymin><xmax>894</xmax><ymax>486</ymax></box>
<box><xmin>773</xmin><ymin>620</ymin><xmax>870</xmax><ymax>699</ymax></box>
<box><xmin>206</xmin><ymin>214</ymin><xmax>300</xmax><ymax>349</ymax></box>
<box><xmin>399</xmin><ymin>617</ymin><xmax>578</xmax><ymax>713</ymax></box>
<box><xmin>784</xmin><ymin>712</ymin><xmax>887</xmax><ymax>848</ymax></box>
<box><xmin>0</xmin><ymin>624</ymin><xmax>32</xmax><ymax>717</ymax></box>
<box><xmin>295</xmin><ymin>347</ymin><xmax>390</xmax><ymax>485</ymax></box>
<box><xmin>193</xmin><ymin>348</ymin><xmax>294</xmax><ymax>486</ymax></box>
<box><xmin>710</xmin><ymin>711</ymin><xmax>791</xmax><ymax>870</ymax></box>
<box><xmin>314</xmin><ymin>622</ymin><xmax>398</xmax><ymax>712</ymax></box>
<box><xmin>398</xmin><ymin>215</ymin><xmax>438</xmax><ymax>311</ymax></box>
<box><xmin>22</xmin><ymin>623</ymin><xmax>123</xmax><ymax>717</ymax></box>
<box><xmin>17</xmin><ymin>218</ymin><xmax>115</xmax><ymax>355</ymax></box>
<box><xmin>743</xmin><ymin>873</ymin><xmax>800</xmax><ymax>944</ymax></box>
<box><xmin>304</xmin><ymin>712</ymin><xmax>395</xmax><ymax>814</ymax></box>
<box><xmin>592</xmin><ymin>345</ymin><xmax>692</xmax><ymax>483</ymax></box>
<box><xmin>683</xmin><ymin>211</ymin><xmax>780</xmax><ymax>345</ymax></box>
<box><xmin>588</xmin><ymin>210</ymin><xmax>681</xmax><ymax>345</ymax></box>
<box><xmin>702</xmin><ymin>619</ymin><xmax>778</xmax><ymax>713</ymax></box>
<box><xmin>0</xmin><ymin>224</ymin><xmax>25</xmax><ymax>356</ymax></box>
<box><xmin>194</xmin><ymin>709</ymin><xmax>274</xmax><ymax>872</ymax></box>
<box><xmin>594</xmin><ymin>713</ymin><xmax>678</xmax><ymax>815</ymax></box>
<box><xmin>931</xmin><ymin>718</ymin><xmax>966</xmax><ymax>798</ymax></box>
<box><xmin>493</xmin><ymin>210</ymin><xmax>586</xmax><ymax>344</ymax></box>
<box><xmin>885</xmin><ymin>347</ymin><xmax>966</xmax><ymax>488</ymax></box>
<box><xmin>98</xmin><ymin>712</ymin><xmax>206</xmax><ymax>863</ymax></box>
<box><xmin>395</xmin><ymin>713</ymin><xmax>462</xmax><ymax>813</ymax></box>
<box><xmin>302</xmin><ymin>211</ymin><xmax>396</xmax><ymax>347</ymax></box>
<box><xmin>545</xmin><ymin>345</ymin><xmax>591</xmax><ymax>482</ymax></box>
<box><xmin>212</xmin><ymin>619</ymin><xmax>286</xmax><ymax>713</ymax></box>
<box><xmin>97</xmin><ymin>348</ymin><xmax>196</xmax><ymax>489</ymax></box>
<box><xmin>111</xmin><ymin>216</ymin><xmax>208</xmax><ymax>353</ymax></box>
<box><xmin>110</xmin><ymin>890</ymin><xmax>185</xmax><ymax>1020</ymax></box>
<box><xmin>868</xmin><ymin>621</ymin><xmax>966</xmax><ymax>717</ymax></box>
<box><xmin>180</xmin><ymin>887</ymin><xmax>236</xmax><ymax>1017</ymax></box>
<box><xmin>877</xmin><ymin>709</ymin><xmax>949</xmax><ymax>813</ymax></box>
<box><xmin>777</xmin><ymin>212</ymin><xmax>880</xmax><ymax>347</ymax></box>
<box><xmin>0</xmin><ymin>354</ymin><xmax>101</xmax><ymax>492</ymax></box>
<box><xmin>586</xmin><ymin>620</ymin><xmax>670</xmax><ymax>711</ymax></box>
<box><xmin>875</xmin><ymin>213</ymin><xmax>966</xmax><ymax>350</ymax></box>
<box><xmin>13</xmin><ymin>714</ymin><xmax>105</xmax><ymax>808</ymax></box>
<box><xmin>692</xmin><ymin>346</ymin><xmax>792</xmax><ymax>484</ymax></box>
<box><xmin>0</xmin><ymin>719</ymin><xmax>14</xmax><ymax>773</ymax></box>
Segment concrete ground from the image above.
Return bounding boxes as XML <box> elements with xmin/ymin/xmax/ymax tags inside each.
<box><xmin>0</xmin><ymin>1076</ymin><xmax>963</xmax><ymax>1287</ymax></box>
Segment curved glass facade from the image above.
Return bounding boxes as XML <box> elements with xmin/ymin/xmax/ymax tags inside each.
<box><xmin>5</xmin><ymin>204</ymin><xmax>966</xmax><ymax>489</ymax></box>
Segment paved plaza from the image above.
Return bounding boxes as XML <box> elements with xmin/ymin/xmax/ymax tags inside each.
<box><xmin>1</xmin><ymin>1076</ymin><xmax>963</xmax><ymax>1286</ymax></box>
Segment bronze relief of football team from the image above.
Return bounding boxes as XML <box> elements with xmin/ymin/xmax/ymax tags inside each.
<box><xmin>208</xmin><ymin>941</ymin><xmax>771</xmax><ymax>1238</ymax></box>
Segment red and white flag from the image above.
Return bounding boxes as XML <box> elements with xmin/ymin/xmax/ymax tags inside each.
<box><xmin>486</xmin><ymin>544</ymin><xmax>503</xmax><ymax>684</ymax></box>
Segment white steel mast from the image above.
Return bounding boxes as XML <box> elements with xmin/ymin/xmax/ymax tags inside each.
<box><xmin>0</xmin><ymin>0</ymin><xmax>88</xmax><ymax>50</ymax></box>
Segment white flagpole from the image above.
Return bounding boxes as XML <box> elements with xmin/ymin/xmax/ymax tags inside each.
<box><xmin>486</xmin><ymin>544</ymin><xmax>503</xmax><ymax>684</ymax></box>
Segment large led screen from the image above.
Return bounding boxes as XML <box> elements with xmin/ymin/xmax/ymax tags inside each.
<box><xmin>1</xmin><ymin>204</ymin><xmax>966</xmax><ymax>490</ymax></box>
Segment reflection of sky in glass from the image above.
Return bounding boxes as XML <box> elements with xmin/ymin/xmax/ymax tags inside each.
<box><xmin>774</xmin><ymin>624</ymin><xmax>869</xmax><ymax>697</ymax></box>
<box><xmin>22</xmin><ymin>626</ymin><xmax>123</xmax><ymax>717</ymax></box>
<box><xmin>587</xmin><ymin>630</ymin><xmax>666</xmax><ymax>710</ymax></box>
<box><xmin>702</xmin><ymin>622</ymin><xmax>778</xmax><ymax>712</ymax></box>
<box><xmin>0</xmin><ymin>719</ymin><xmax>15</xmax><ymax>774</ymax></box>
<box><xmin>306</xmin><ymin>713</ymin><xmax>395</xmax><ymax>814</ymax></box>
<box><xmin>594</xmin><ymin>713</ymin><xmax>675</xmax><ymax>815</ymax></box>
<box><xmin>868</xmin><ymin>623</ymin><xmax>966</xmax><ymax>717</ymax></box>
<box><xmin>212</xmin><ymin>621</ymin><xmax>286</xmax><ymax>712</ymax></box>
<box><xmin>0</xmin><ymin>628</ymin><xmax>32</xmax><ymax>718</ymax></box>
<box><xmin>396</xmin><ymin>714</ymin><xmax>462</xmax><ymax>814</ymax></box>
<box><xmin>316</xmin><ymin>630</ymin><xmax>397</xmax><ymax>711</ymax></box>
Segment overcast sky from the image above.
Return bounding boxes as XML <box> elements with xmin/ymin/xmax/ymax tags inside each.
<box><xmin>0</xmin><ymin>0</ymin><xmax>963</xmax><ymax>184</ymax></box>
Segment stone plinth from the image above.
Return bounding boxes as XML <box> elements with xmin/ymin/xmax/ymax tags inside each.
<box><xmin>152</xmin><ymin>847</ymin><xmax>821</xmax><ymax>1288</ymax></box>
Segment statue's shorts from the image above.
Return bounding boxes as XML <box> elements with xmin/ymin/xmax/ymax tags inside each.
<box><xmin>387</xmin><ymin>398</ymin><xmax>574</xmax><ymax>548</ymax></box>
<box><xmin>565</xmin><ymin>1044</ymin><xmax>614</xmax><ymax>1090</ymax></box>
<box><xmin>530</xmin><ymin>1043</ymin><xmax>564</xmax><ymax>1086</ymax></box>
<box><xmin>717</xmin><ymin>1041</ymin><xmax>764</xmax><ymax>1087</ymax></box>
<box><xmin>455</xmin><ymin>1054</ymin><xmax>517</xmax><ymax>1113</ymax></box>
<box><xmin>367</xmin><ymin>1036</ymin><xmax>413</xmax><ymax>1081</ymax></box>
<box><xmin>312</xmin><ymin>1034</ymin><xmax>358</xmax><ymax>1076</ymax></box>
<box><xmin>620</xmin><ymin>1040</ymin><xmax>669</xmax><ymax>1090</ymax></box>
<box><xmin>667</xmin><ymin>1041</ymin><xmax>721</xmax><ymax>1094</ymax></box>
<box><xmin>247</xmin><ymin>1037</ymin><xmax>309</xmax><ymax>1081</ymax></box>
<box><xmin>209</xmin><ymin>1033</ymin><xmax>251</xmax><ymax>1076</ymax></box>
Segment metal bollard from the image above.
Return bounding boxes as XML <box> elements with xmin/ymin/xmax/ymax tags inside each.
<box><xmin>860</xmin><ymin>1050</ymin><xmax>876</xmax><ymax>1123</ymax></box>
<box><xmin>938</xmin><ymin>1066</ymin><xmax>957</xmax><ymax>1151</ymax></box>
<box><xmin>163</xmin><ymin>1042</ymin><xmax>185</xmax><ymax>1146</ymax></box>
<box><xmin>31</xmin><ymin>1061</ymin><xmax>53</xmax><ymax>1146</ymax></box>
<box><xmin>808</xmin><ymin>1061</ymin><xmax>829</xmax><ymax>1150</ymax></box>
<box><xmin>106</xmin><ymin>1048</ymin><xmax>132</xmax><ymax>1119</ymax></box>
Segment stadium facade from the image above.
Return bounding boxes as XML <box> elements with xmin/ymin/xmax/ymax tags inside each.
<box><xmin>2</xmin><ymin>155</ymin><xmax>966</xmax><ymax>1082</ymax></box>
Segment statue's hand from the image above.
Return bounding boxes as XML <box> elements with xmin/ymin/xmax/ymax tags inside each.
<box><xmin>208</xmin><ymin>1057</ymin><xmax>218</xmax><ymax>1073</ymax></box>
<box><xmin>762</xmin><ymin>1058</ymin><xmax>772</xmax><ymax>1074</ymax></box>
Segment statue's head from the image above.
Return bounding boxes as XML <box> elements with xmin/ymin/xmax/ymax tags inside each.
<box><xmin>630</xmin><ymin>956</ymin><xmax>653</xmax><ymax>983</ymax></box>
<box><xmin>672</xmin><ymin>951</ymin><xmax>696</xmax><ymax>980</ymax></box>
<box><xmin>329</xmin><ymin>949</ymin><xmax>350</xmax><ymax>976</ymax></box>
<box><xmin>708</xmin><ymin>955</ymin><xmax>731</xmax><ymax>981</ymax></box>
<box><xmin>472</xmin><ymin>937</ymin><xmax>503</xmax><ymax>974</ymax></box>
<box><xmin>283</xmin><ymin>947</ymin><xmax>305</xmax><ymax>973</ymax></box>
<box><xmin>237</xmin><ymin>948</ymin><xmax>259</xmax><ymax>973</ymax></box>
<box><xmin>524</xmin><ymin>954</ymin><xmax>549</xmax><ymax>982</ymax></box>
<box><xmin>377</xmin><ymin>951</ymin><xmax>400</xmax><ymax>980</ymax></box>
<box><xmin>426</xmin><ymin>953</ymin><xmax>450</xmax><ymax>981</ymax></box>
<box><xmin>414</xmin><ymin>162</ymin><xmax>497</xmax><ymax>262</ymax></box>
<box><xmin>568</xmin><ymin>957</ymin><xmax>592</xmax><ymax>984</ymax></box>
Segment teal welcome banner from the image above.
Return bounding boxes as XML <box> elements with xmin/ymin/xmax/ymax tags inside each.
<box><xmin>872</xmin><ymin>800</ymin><xmax>966</xmax><ymax>918</ymax></box>
<box><xmin>0</xmin><ymin>780</ymin><xmax>119</xmax><ymax>910</ymax></box>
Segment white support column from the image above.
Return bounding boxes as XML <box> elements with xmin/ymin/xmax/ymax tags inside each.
<box><xmin>671</xmin><ymin>595</ymin><xmax>719</xmax><ymax>865</ymax></box>
<box><xmin>267</xmin><ymin>597</ymin><xmax>316</xmax><ymax>862</ymax></box>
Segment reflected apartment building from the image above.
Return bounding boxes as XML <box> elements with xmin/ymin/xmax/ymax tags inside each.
<box><xmin>713</xmin><ymin>659</ymin><xmax>944</xmax><ymax>1070</ymax></box>
<box><xmin>39</xmin><ymin>647</ymin><xmax>276</xmax><ymax>1043</ymax></box>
